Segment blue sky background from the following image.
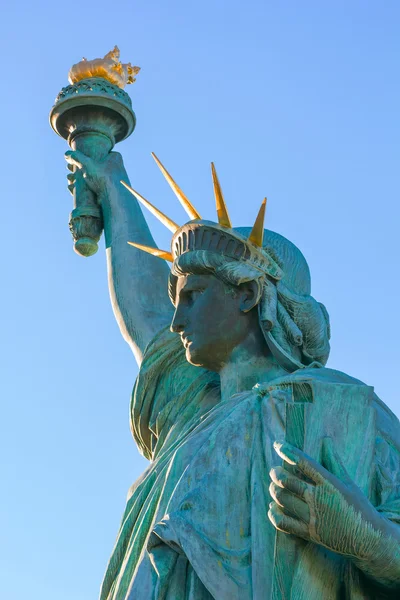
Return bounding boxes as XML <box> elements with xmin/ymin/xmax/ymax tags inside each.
<box><xmin>1</xmin><ymin>1</ymin><xmax>399</xmax><ymax>598</ymax></box>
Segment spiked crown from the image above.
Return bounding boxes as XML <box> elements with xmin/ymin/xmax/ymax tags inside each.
<box><xmin>122</xmin><ymin>153</ymin><xmax>283</xmax><ymax>281</ymax></box>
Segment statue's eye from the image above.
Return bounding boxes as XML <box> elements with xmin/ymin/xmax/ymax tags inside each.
<box><xmin>186</xmin><ymin>289</ymin><xmax>203</xmax><ymax>305</ymax></box>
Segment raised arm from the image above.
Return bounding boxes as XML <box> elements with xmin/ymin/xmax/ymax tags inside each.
<box><xmin>66</xmin><ymin>150</ymin><xmax>173</xmax><ymax>365</ymax></box>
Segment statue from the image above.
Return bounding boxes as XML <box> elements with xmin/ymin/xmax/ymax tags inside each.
<box><xmin>50</xmin><ymin>50</ymin><xmax>400</xmax><ymax>599</ymax></box>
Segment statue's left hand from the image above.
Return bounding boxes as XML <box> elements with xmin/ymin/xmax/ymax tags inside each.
<box><xmin>268</xmin><ymin>439</ymin><xmax>400</xmax><ymax>588</ymax></box>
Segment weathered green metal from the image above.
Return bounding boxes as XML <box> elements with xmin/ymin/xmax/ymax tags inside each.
<box><xmin>53</xmin><ymin>65</ymin><xmax>400</xmax><ymax>599</ymax></box>
<box><xmin>50</xmin><ymin>77</ymin><xmax>136</xmax><ymax>256</ymax></box>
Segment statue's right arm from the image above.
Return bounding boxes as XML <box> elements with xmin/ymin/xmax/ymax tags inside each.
<box><xmin>65</xmin><ymin>150</ymin><xmax>174</xmax><ymax>366</ymax></box>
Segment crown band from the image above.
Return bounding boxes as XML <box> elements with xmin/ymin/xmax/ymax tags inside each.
<box><xmin>172</xmin><ymin>221</ymin><xmax>283</xmax><ymax>280</ymax></box>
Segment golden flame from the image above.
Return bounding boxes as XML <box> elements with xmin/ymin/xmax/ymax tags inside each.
<box><xmin>68</xmin><ymin>46</ymin><xmax>140</xmax><ymax>89</ymax></box>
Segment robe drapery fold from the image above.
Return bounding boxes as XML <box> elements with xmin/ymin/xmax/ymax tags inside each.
<box><xmin>100</xmin><ymin>327</ymin><xmax>400</xmax><ymax>600</ymax></box>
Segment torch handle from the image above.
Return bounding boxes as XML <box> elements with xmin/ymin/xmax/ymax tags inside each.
<box><xmin>50</xmin><ymin>76</ymin><xmax>136</xmax><ymax>256</ymax></box>
<box><xmin>69</xmin><ymin>131</ymin><xmax>113</xmax><ymax>257</ymax></box>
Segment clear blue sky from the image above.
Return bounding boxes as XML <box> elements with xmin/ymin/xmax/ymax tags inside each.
<box><xmin>1</xmin><ymin>1</ymin><xmax>399</xmax><ymax>598</ymax></box>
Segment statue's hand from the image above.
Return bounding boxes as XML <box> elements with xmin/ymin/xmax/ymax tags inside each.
<box><xmin>65</xmin><ymin>150</ymin><xmax>127</xmax><ymax>200</ymax></box>
<box><xmin>268</xmin><ymin>439</ymin><xmax>400</xmax><ymax>581</ymax></box>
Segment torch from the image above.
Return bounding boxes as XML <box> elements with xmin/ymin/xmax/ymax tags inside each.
<box><xmin>49</xmin><ymin>46</ymin><xmax>139</xmax><ymax>257</ymax></box>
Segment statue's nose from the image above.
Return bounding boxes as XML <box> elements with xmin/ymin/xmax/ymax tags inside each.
<box><xmin>170</xmin><ymin>306</ymin><xmax>187</xmax><ymax>334</ymax></box>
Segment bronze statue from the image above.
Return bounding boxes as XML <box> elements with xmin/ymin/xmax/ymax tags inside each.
<box><xmin>51</xmin><ymin>49</ymin><xmax>400</xmax><ymax>599</ymax></box>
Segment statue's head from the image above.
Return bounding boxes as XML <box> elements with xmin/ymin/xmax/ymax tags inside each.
<box><xmin>125</xmin><ymin>156</ymin><xmax>331</xmax><ymax>373</ymax></box>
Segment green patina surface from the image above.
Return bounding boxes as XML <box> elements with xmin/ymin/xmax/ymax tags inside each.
<box><xmin>50</xmin><ymin>77</ymin><xmax>136</xmax><ymax>257</ymax></box>
<box><xmin>51</xmin><ymin>76</ymin><xmax>400</xmax><ymax>599</ymax></box>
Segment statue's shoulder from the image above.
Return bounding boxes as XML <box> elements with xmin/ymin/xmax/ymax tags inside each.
<box><xmin>263</xmin><ymin>365</ymin><xmax>369</xmax><ymax>395</ymax></box>
<box><xmin>271</xmin><ymin>365</ymin><xmax>366</xmax><ymax>387</ymax></box>
<box><xmin>266</xmin><ymin>366</ymin><xmax>400</xmax><ymax>442</ymax></box>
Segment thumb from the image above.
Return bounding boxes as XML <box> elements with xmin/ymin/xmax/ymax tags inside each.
<box><xmin>321</xmin><ymin>437</ymin><xmax>351</xmax><ymax>484</ymax></box>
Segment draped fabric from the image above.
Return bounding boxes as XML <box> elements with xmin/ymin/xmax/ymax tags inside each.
<box><xmin>100</xmin><ymin>327</ymin><xmax>400</xmax><ymax>600</ymax></box>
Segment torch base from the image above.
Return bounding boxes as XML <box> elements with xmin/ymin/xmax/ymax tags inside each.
<box><xmin>74</xmin><ymin>237</ymin><xmax>99</xmax><ymax>257</ymax></box>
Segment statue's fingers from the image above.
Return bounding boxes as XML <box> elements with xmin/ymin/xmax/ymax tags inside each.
<box><xmin>67</xmin><ymin>169</ymin><xmax>84</xmax><ymax>188</ymax></box>
<box><xmin>269</xmin><ymin>481</ymin><xmax>310</xmax><ymax>524</ymax></box>
<box><xmin>67</xmin><ymin>183</ymin><xmax>74</xmax><ymax>195</ymax></box>
<box><xmin>66</xmin><ymin>162</ymin><xmax>74</xmax><ymax>172</ymax></box>
<box><xmin>269</xmin><ymin>466</ymin><xmax>312</xmax><ymax>498</ymax></box>
<box><xmin>65</xmin><ymin>151</ymin><xmax>83</xmax><ymax>170</ymax></box>
<box><xmin>273</xmin><ymin>441</ymin><xmax>325</xmax><ymax>485</ymax></box>
<box><xmin>268</xmin><ymin>502</ymin><xmax>309</xmax><ymax>539</ymax></box>
<box><xmin>65</xmin><ymin>150</ymin><xmax>93</xmax><ymax>172</ymax></box>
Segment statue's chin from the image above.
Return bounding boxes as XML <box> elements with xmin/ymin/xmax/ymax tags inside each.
<box><xmin>185</xmin><ymin>345</ymin><xmax>208</xmax><ymax>368</ymax></box>
<box><xmin>185</xmin><ymin>346</ymin><xmax>220</xmax><ymax>373</ymax></box>
<box><xmin>185</xmin><ymin>347</ymin><xmax>202</xmax><ymax>367</ymax></box>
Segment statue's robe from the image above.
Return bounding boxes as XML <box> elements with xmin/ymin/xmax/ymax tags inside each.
<box><xmin>100</xmin><ymin>328</ymin><xmax>400</xmax><ymax>600</ymax></box>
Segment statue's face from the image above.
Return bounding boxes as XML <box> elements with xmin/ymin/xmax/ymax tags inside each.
<box><xmin>171</xmin><ymin>273</ymin><xmax>254</xmax><ymax>372</ymax></box>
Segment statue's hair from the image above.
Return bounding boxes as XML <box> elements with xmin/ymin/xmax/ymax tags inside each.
<box><xmin>169</xmin><ymin>227</ymin><xmax>331</xmax><ymax>370</ymax></box>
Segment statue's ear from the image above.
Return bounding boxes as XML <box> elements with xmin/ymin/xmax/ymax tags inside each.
<box><xmin>239</xmin><ymin>280</ymin><xmax>263</xmax><ymax>313</ymax></box>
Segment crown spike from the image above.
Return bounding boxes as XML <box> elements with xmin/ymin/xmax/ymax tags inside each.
<box><xmin>211</xmin><ymin>163</ymin><xmax>232</xmax><ymax>228</ymax></box>
<box><xmin>151</xmin><ymin>152</ymin><xmax>202</xmax><ymax>220</ymax></box>
<box><xmin>248</xmin><ymin>198</ymin><xmax>267</xmax><ymax>247</ymax></box>
<box><xmin>127</xmin><ymin>242</ymin><xmax>173</xmax><ymax>262</ymax></box>
<box><xmin>121</xmin><ymin>181</ymin><xmax>180</xmax><ymax>233</ymax></box>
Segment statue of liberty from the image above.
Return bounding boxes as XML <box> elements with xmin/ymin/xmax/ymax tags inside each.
<box><xmin>63</xmin><ymin>148</ymin><xmax>400</xmax><ymax>599</ymax></box>
<box><xmin>55</xmin><ymin>49</ymin><xmax>400</xmax><ymax>599</ymax></box>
